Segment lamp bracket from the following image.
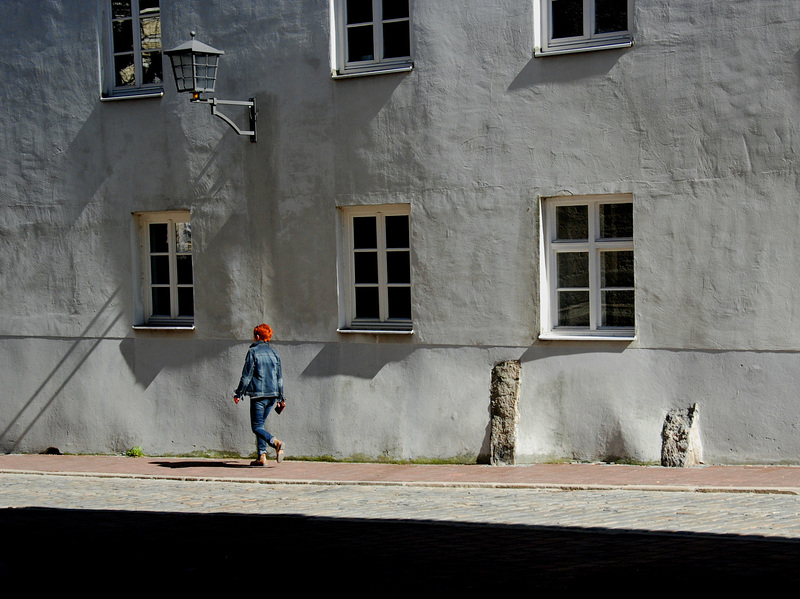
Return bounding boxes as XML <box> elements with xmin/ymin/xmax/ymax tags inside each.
<box><xmin>192</xmin><ymin>96</ymin><xmax>257</xmax><ymax>143</ymax></box>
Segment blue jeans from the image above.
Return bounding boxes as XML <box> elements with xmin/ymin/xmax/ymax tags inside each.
<box><xmin>250</xmin><ymin>397</ymin><xmax>277</xmax><ymax>455</ymax></box>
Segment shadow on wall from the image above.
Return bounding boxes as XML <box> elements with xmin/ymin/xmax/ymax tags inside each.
<box><xmin>795</xmin><ymin>49</ymin><xmax>800</xmax><ymax>103</ymax></box>
<box><xmin>117</xmin><ymin>334</ymin><xmax>242</xmax><ymax>390</ymax></box>
<box><xmin>301</xmin><ymin>342</ymin><xmax>417</xmax><ymax>380</ymax></box>
<box><xmin>0</xmin><ymin>288</ymin><xmax>123</xmax><ymax>453</ymax></box>
<box><xmin>508</xmin><ymin>48</ymin><xmax>626</xmax><ymax>91</ymax></box>
<box><xmin>189</xmin><ymin>92</ymin><xmax>279</xmax><ymax>338</ymax></box>
<box><xmin>331</xmin><ymin>72</ymin><xmax>409</xmax><ymax>191</ymax></box>
<box><xmin>518</xmin><ymin>341</ymin><xmax>630</xmax><ymax>363</ymax></box>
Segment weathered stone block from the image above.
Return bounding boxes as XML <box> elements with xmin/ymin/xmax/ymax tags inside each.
<box><xmin>661</xmin><ymin>403</ymin><xmax>703</xmax><ymax>467</ymax></box>
<box><xmin>490</xmin><ymin>360</ymin><xmax>521</xmax><ymax>466</ymax></box>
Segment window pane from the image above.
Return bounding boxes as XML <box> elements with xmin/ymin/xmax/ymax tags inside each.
<box><xmin>177</xmin><ymin>287</ymin><xmax>194</xmax><ymax>317</ymax></box>
<box><xmin>175</xmin><ymin>222</ymin><xmax>192</xmax><ymax>253</ymax></box>
<box><xmin>111</xmin><ymin>0</ymin><xmax>132</xmax><ymax>20</ymax></box>
<box><xmin>383</xmin><ymin>21</ymin><xmax>410</xmax><ymax>58</ymax></box>
<box><xmin>347</xmin><ymin>24</ymin><xmax>374</xmax><ymax>62</ymax></box>
<box><xmin>142</xmin><ymin>51</ymin><xmax>162</xmax><ymax>84</ymax></box>
<box><xmin>595</xmin><ymin>0</ymin><xmax>628</xmax><ymax>34</ymax></box>
<box><xmin>150</xmin><ymin>255</ymin><xmax>170</xmax><ymax>285</ymax></box>
<box><xmin>602</xmin><ymin>290</ymin><xmax>634</xmax><ymax>327</ymax></box>
<box><xmin>140</xmin><ymin>16</ymin><xmax>160</xmax><ymax>50</ymax></box>
<box><xmin>176</xmin><ymin>255</ymin><xmax>193</xmax><ymax>285</ymax></box>
<box><xmin>382</xmin><ymin>0</ymin><xmax>408</xmax><ymax>20</ymax></box>
<box><xmin>552</xmin><ymin>0</ymin><xmax>584</xmax><ymax>39</ymax></box>
<box><xmin>387</xmin><ymin>287</ymin><xmax>411</xmax><ymax>319</ymax></box>
<box><xmin>386</xmin><ymin>251</ymin><xmax>410</xmax><ymax>284</ymax></box>
<box><xmin>354</xmin><ymin>252</ymin><xmax>379</xmax><ymax>284</ymax></box>
<box><xmin>599</xmin><ymin>203</ymin><xmax>632</xmax><ymax>238</ymax></box>
<box><xmin>601</xmin><ymin>251</ymin><xmax>633</xmax><ymax>288</ymax></box>
<box><xmin>113</xmin><ymin>20</ymin><xmax>134</xmax><ymax>52</ymax></box>
<box><xmin>114</xmin><ymin>55</ymin><xmax>136</xmax><ymax>86</ymax></box>
<box><xmin>355</xmin><ymin>287</ymin><xmax>380</xmax><ymax>319</ymax></box>
<box><xmin>558</xmin><ymin>291</ymin><xmax>590</xmax><ymax>327</ymax></box>
<box><xmin>557</xmin><ymin>252</ymin><xmax>589</xmax><ymax>288</ymax></box>
<box><xmin>555</xmin><ymin>205</ymin><xmax>588</xmax><ymax>240</ymax></box>
<box><xmin>151</xmin><ymin>287</ymin><xmax>170</xmax><ymax>316</ymax></box>
<box><xmin>139</xmin><ymin>0</ymin><xmax>159</xmax><ymax>14</ymax></box>
<box><xmin>149</xmin><ymin>223</ymin><xmax>168</xmax><ymax>252</ymax></box>
<box><xmin>385</xmin><ymin>215</ymin><xmax>409</xmax><ymax>248</ymax></box>
<box><xmin>347</xmin><ymin>0</ymin><xmax>373</xmax><ymax>24</ymax></box>
<box><xmin>353</xmin><ymin>217</ymin><xmax>377</xmax><ymax>249</ymax></box>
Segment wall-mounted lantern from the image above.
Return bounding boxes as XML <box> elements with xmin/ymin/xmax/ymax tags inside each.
<box><xmin>165</xmin><ymin>32</ymin><xmax>257</xmax><ymax>143</ymax></box>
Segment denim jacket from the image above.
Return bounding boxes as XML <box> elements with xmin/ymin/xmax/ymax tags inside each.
<box><xmin>234</xmin><ymin>341</ymin><xmax>284</xmax><ymax>400</ymax></box>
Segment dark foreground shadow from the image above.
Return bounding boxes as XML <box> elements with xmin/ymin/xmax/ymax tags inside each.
<box><xmin>1</xmin><ymin>507</ymin><xmax>798</xmax><ymax>591</ymax></box>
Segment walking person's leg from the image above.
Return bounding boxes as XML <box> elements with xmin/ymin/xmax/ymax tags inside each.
<box><xmin>249</xmin><ymin>398</ymin><xmax>275</xmax><ymax>465</ymax></box>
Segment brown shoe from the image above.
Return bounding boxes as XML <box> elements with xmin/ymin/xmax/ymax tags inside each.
<box><xmin>274</xmin><ymin>440</ymin><xmax>284</xmax><ymax>463</ymax></box>
<box><xmin>249</xmin><ymin>453</ymin><xmax>267</xmax><ymax>467</ymax></box>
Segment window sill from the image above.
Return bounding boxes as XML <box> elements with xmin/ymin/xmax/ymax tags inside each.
<box><xmin>338</xmin><ymin>328</ymin><xmax>414</xmax><ymax>335</ymax></box>
<box><xmin>101</xmin><ymin>90</ymin><xmax>164</xmax><ymax>102</ymax></box>
<box><xmin>535</xmin><ymin>39</ymin><xmax>633</xmax><ymax>58</ymax></box>
<box><xmin>539</xmin><ymin>332</ymin><xmax>635</xmax><ymax>342</ymax></box>
<box><xmin>332</xmin><ymin>64</ymin><xmax>413</xmax><ymax>80</ymax></box>
<box><xmin>133</xmin><ymin>324</ymin><xmax>195</xmax><ymax>331</ymax></box>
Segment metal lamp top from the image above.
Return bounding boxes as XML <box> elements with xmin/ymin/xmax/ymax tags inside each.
<box><xmin>165</xmin><ymin>31</ymin><xmax>225</xmax><ymax>58</ymax></box>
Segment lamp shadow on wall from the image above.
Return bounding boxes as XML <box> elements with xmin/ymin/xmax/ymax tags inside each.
<box><xmin>0</xmin><ymin>288</ymin><xmax>123</xmax><ymax>453</ymax></box>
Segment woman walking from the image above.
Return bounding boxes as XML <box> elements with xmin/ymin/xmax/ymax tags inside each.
<box><xmin>234</xmin><ymin>323</ymin><xmax>286</xmax><ymax>466</ymax></box>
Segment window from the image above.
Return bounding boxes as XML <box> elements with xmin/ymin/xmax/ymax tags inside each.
<box><xmin>338</xmin><ymin>205</ymin><xmax>412</xmax><ymax>332</ymax></box>
<box><xmin>540</xmin><ymin>195</ymin><xmax>634</xmax><ymax>339</ymax></box>
<box><xmin>136</xmin><ymin>212</ymin><xmax>194</xmax><ymax>327</ymax></box>
<box><xmin>535</xmin><ymin>0</ymin><xmax>633</xmax><ymax>57</ymax></box>
<box><xmin>102</xmin><ymin>0</ymin><xmax>163</xmax><ymax>98</ymax></box>
<box><xmin>331</xmin><ymin>0</ymin><xmax>412</xmax><ymax>78</ymax></box>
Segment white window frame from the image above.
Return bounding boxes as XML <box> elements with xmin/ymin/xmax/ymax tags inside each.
<box><xmin>134</xmin><ymin>211</ymin><xmax>194</xmax><ymax>329</ymax></box>
<box><xmin>337</xmin><ymin>204</ymin><xmax>413</xmax><ymax>333</ymax></box>
<box><xmin>330</xmin><ymin>0</ymin><xmax>413</xmax><ymax>79</ymax></box>
<box><xmin>100</xmin><ymin>0</ymin><xmax>164</xmax><ymax>100</ymax></box>
<box><xmin>535</xmin><ymin>0</ymin><xmax>633</xmax><ymax>57</ymax></box>
<box><xmin>539</xmin><ymin>194</ymin><xmax>634</xmax><ymax>340</ymax></box>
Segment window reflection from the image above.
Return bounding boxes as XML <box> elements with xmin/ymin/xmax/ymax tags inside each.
<box><xmin>110</xmin><ymin>0</ymin><xmax>161</xmax><ymax>90</ymax></box>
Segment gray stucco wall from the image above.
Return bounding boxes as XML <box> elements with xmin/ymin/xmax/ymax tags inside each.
<box><xmin>2</xmin><ymin>1</ymin><xmax>800</xmax><ymax>463</ymax></box>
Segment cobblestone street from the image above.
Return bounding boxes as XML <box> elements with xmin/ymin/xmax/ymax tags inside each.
<box><xmin>3</xmin><ymin>473</ymin><xmax>800</xmax><ymax>537</ymax></box>
<box><xmin>2</xmin><ymin>470</ymin><xmax>800</xmax><ymax>590</ymax></box>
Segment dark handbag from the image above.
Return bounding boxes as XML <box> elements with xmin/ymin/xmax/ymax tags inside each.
<box><xmin>275</xmin><ymin>399</ymin><xmax>286</xmax><ymax>414</ymax></box>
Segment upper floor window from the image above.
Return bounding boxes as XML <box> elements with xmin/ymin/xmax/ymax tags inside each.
<box><xmin>102</xmin><ymin>0</ymin><xmax>163</xmax><ymax>99</ymax></box>
<box><xmin>331</xmin><ymin>0</ymin><xmax>413</xmax><ymax>78</ymax></box>
<box><xmin>540</xmin><ymin>195</ymin><xmax>634</xmax><ymax>340</ymax></box>
<box><xmin>535</xmin><ymin>0</ymin><xmax>633</xmax><ymax>57</ymax></box>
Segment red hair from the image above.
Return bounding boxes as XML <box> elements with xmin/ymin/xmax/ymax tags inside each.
<box><xmin>253</xmin><ymin>324</ymin><xmax>273</xmax><ymax>341</ymax></box>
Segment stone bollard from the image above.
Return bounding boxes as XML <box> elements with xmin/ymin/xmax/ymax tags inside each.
<box><xmin>490</xmin><ymin>360</ymin><xmax>521</xmax><ymax>466</ymax></box>
<box><xmin>661</xmin><ymin>403</ymin><xmax>703</xmax><ymax>467</ymax></box>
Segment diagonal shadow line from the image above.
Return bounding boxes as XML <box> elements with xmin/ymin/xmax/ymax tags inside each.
<box><xmin>0</xmin><ymin>288</ymin><xmax>122</xmax><ymax>451</ymax></box>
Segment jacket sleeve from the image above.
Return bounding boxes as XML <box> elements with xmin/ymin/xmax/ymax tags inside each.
<box><xmin>277</xmin><ymin>354</ymin><xmax>284</xmax><ymax>401</ymax></box>
<box><xmin>234</xmin><ymin>349</ymin><xmax>255</xmax><ymax>397</ymax></box>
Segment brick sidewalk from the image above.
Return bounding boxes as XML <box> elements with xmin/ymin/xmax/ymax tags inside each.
<box><xmin>2</xmin><ymin>454</ymin><xmax>799</xmax><ymax>493</ymax></box>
